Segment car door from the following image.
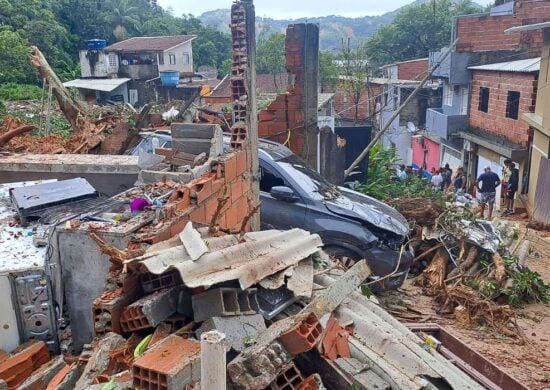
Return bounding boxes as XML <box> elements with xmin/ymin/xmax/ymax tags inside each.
<box><xmin>259</xmin><ymin>159</ymin><xmax>308</xmax><ymax>230</ymax></box>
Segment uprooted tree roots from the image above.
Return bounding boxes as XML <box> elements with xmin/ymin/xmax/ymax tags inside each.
<box><xmin>414</xmin><ymin>242</ymin><xmax>526</xmax><ymax>338</ymax></box>
<box><xmin>436</xmin><ymin>284</ymin><xmax>522</xmax><ymax>339</ymax></box>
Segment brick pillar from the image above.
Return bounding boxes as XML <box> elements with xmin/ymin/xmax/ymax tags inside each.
<box><xmin>230</xmin><ymin>0</ymin><xmax>260</xmax><ymax>230</ymax></box>
<box><xmin>286</xmin><ymin>24</ymin><xmax>319</xmax><ymax>169</ymax></box>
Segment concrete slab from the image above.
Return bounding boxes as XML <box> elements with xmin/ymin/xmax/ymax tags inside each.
<box><xmin>0</xmin><ymin>154</ymin><xmax>162</xmax><ymax>196</ymax></box>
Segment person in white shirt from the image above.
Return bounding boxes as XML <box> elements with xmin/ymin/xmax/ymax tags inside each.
<box><xmin>431</xmin><ymin>169</ymin><xmax>443</xmax><ymax>189</ymax></box>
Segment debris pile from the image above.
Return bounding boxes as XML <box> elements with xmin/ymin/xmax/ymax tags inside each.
<box><xmin>50</xmin><ymin>225</ymin><xmax>476</xmax><ymax>390</ymax></box>
<box><xmin>399</xmin><ymin>202</ymin><xmax>550</xmax><ymax>337</ymax></box>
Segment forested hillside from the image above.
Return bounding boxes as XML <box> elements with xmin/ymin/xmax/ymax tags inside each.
<box><xmin>0</xmin><ymin>0</ymin><xmax>231</xmax><ymax>86</ymax></box>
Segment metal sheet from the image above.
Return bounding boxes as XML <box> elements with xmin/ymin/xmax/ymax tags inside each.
<box><xmin>63</xmin><ymin>78</ymin><xmax>131</xmax><ymax>92</ymax></box>
<box><xmin>133</xmin><ymin>229</ymin><xmax>323</xmax><ymax>289</ymax></box>
<box><xmin>468</xmin><ymin>57</ymin><xmax>540</xmax><ymax>73</ymax></box>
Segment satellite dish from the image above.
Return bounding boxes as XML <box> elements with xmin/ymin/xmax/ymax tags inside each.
<box><xmin>407</xmin><ymin>122</ymin><xmax>417</xmax><ymax>133</ymax></box>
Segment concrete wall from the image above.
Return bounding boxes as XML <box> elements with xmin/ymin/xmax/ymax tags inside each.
<box><xmin>412</xmin><ymin>137</ymin><xmax>440</xmax><ymax>172</ymax></box>
<box><xmin>97</xmin><ymin>83</ymin><xmax>129</xmax><ymax>104</ymax></box>
<box><xmin>159</xmin><ymin>40</ymin><xmax>194</xmax><ymax>73</ymax></box>
<box><xmin>455</xmin><ymin>0</ymin><xmax>550</xmax><ymax>56</ymax></box>
<box><xmin>426</xmin><ymin>108</ymin><xmax>469</xmax><ymax>139</ymax></box>
<box><xmin>529</xmin><ymin>128</ymin><xmax>550</xmax><ymax>208</ymax></box>
<box><xmin>469</xmin><ymin>70</ymin><xmax>537</xmax><ymax>147</ymax></box>
<box><xmin>431</xmin><ymin>51</ymin><xmax>471</xmax><ymax>85</ymax></box>
<box><xmin>79</xmin><ymin>50</ymin><xmax>119</xmax><ymax>78</ymax></box>
<box><xmin>119</xmin><ymin>64</ymin><xmax>159</xmax><ymax>80</ymax></box>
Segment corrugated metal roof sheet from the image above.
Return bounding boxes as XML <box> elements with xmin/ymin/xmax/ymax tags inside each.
<box><xmin>63</xmin><ymin>78</ymin><xmax>130</xmax><ymax>92</ymax></box>
<box><xmin>505</xmin><ymin>21</ymin><xmax>550</xmax><ymax>34</ymax></box>
<box><xmin>468</xmin><ymin>57</ymin><xmax>540</xmax><ymax>73</ymax></box>
<box><xmin>106</xmin><ymin>35</ymin><xmax>196</xmax><ymax>52</ymax></box>
<box><xmin>130</xmin><ymin>228</ymin><xmax>323</xmax><ymax>290</ymax></box>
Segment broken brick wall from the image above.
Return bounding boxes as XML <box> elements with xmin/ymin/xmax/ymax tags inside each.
<box><xmin>142</xmin><ymin>150</ymin><xmax>253</xmax><ymax>245</ymax></box>
<box><xmin>258</xmin><ymin>23</ymin><xmax>319</xmax><ymax>167</ymax></box>
<box><xmin>333</xmin><ymin>83</ymin><xmax>383</xmax><ymax>123</ymax></box>
<box><xmin>468</xmin><ymin>70</ymin><xmax>537</xmax><ymax>147</ymax></box>
<box><xmin>456</xmin><ymin>0</ymin><xmax>550</xmax><ymax>56</ymax></box>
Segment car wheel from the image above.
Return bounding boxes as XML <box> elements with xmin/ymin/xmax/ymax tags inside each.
<box><xmin>324</xmin><ymin>246</ymin><xmax>362</xmax><ymax>269</ymax></box>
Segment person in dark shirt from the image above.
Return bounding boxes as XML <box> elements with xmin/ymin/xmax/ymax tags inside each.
<box><xmin>504</xmin><ymin>162</ymin><xmax>519</xmax><ymax>215</ymax></box>
<box><xmin>475</xmin><ymin>166</ymin><xmax>501</xmax><ymax>219</ymax></box>
<box><xmin>453</xmin><ymin>167</ymin><xmax>467</xmax><ymax>194</ymax></box>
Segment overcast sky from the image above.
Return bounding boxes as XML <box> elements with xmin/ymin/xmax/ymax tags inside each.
<box><xmin>158</xmin><ymin>0</ymin><xmax>494</xmax><ymax>19</ymax></box>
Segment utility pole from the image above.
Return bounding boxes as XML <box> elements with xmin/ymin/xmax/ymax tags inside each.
<box><xmin>344</xmin><ymin>40</ymin><xmax>458</xmax><ymax>178</ymax></box>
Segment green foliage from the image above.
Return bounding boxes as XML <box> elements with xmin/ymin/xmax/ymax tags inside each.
<box><xmin>0</xmin><ymin>0</ymin><xmax>231</xmax><ymax>86</ymax></box>
<box><xmin>0</xmin><ymin>100</ymin><xmax>6</xmax><ymax>121</ymax></box>
<box><xmin>0</xmin><ymin>83</ymin><xmax>42</xmax><ymax>100</ymax></box>
<box><xmin>319</xmin><ymin>50</ymin><xmax>338</xmax><ymax>89</ymax></box>
<box><xmin>508</xmin><ymin>268</ymin><xmax>550</xmax><ymax>308</ymax></box>
<box><xmin>366</xmin><ymin>0</ymin><xmax>482</xmax><ymax>68</ymax></box>
<box><xmin>355</xmin><ymin>144</ymin><xmax>446</xmax><ymax>205</ymax></box>
<box><xmin>0</xmin><ymin>30</ymin><xmax>36</xmax><ymax>84</ymax></box>
<box><xmin>256</xmin><ymin>32</ymin><xmax>286</xmax><ymax>75</ymax></box>
<box><xmin>338</xmin><ymin>40</ymin><xmax>370</xmax><ymax>122</ymax></box>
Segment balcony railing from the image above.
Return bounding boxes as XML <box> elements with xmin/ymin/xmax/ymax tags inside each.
<box><xmin>119</xmin><ymin>64</ymin><xmax>158</xmax><ymax>80</ymax></box>
<box><xmin>426</xmin><ymin>108</ymin><xmax>468</xmax><ymax>139</ymax></box>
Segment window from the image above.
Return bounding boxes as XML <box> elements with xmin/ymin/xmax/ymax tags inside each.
<box><xmin>108</xmin><ymin>54</ymin><xmax>117</xmax><ymax>67</ymax></box>
<box><xmin>260</xmin><ymin>165</ymin><xmax>286</xmax><ymax>193</ymax></box>
<box><xmin>182</xmin><ymin>53</ymin><xmax>190</xmax><ymax>65</ymax></box>
<box><xmin>478</xmin><ymin>87</ymin><xmax>489</xmax><ymax>113</ymax></box>
<box><xmin>169</xmin><ymin>54</ymin><xmax>176</xmax><ymax>65</ymax></box>
<box><xmin>443</xmin><ymin>85</ymin><xmax>453</xmax><ymax>106</ymax></box>
<box><xmin>506</xmin><ymin>90</ymin><xmax>520</xmax><ymax>120</ymax></box>
<box><xmin>158</xmin><ymin>54</ymin><xmax>164</xmax><ymax>65</ymax></box>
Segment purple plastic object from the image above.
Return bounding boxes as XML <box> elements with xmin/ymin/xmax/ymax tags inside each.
<box><xmin>130</xmin><ymin>197</ymin><xmax>150</xmax><ymax>212</ymax></box>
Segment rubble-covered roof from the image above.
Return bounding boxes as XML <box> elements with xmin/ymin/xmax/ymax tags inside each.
<box><xmin>468</xmin><ymin>57</ymin><xmax>541</xmax><ymax>73</ymax></box>
<box><xmin>106</xmin><ymin>35</ymin><xmax>196</xmax><ymax>52</ymax></box>
<box><xmin>0</xmin><ymin>181</ymin><xmax>49</xmax><ymax>275</ymax></box>
<box><xmin>63</xmin><ymin>78</ymin><xmax>131</xmax><ymax>92</ymax></box>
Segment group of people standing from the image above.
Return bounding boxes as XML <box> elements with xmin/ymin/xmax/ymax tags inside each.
<box><xmin>475</xmin><ymin>159</ymin><xmax>519</xmax><ymax>219</ymax></box>
<box><xmin>397</xmin><ymin>159</ymin><xmax>519</xmax><ymax>220</ymax></box>
<box><xmin>429</xmin><ymin>164</ymin><xmax>467</xmax><ymax>194</ymax></box>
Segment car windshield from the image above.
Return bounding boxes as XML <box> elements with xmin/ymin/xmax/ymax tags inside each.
<box><xmin>276</xmin><ymin>154</ymin><xmax>340</xmax><ymax>200</ymax></box>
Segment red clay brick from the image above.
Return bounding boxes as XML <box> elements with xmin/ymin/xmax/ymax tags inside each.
<box><xmin>0</xmin><ymin>340</ymin><xmax>50</xmax><ymax>390</ymax></box>
<box><xmin>223</xmin><ymin>155</ymin><xmax>238</xmax><ymax>182</ymax></box>
<box><xmin>191</xmin><ymin>174</ymin><xmax>214</xmax><ymax>204</ymax></box>
<box><xmin>204</xmin><ymin>196</ymin><xmax>219</xmax><ymax>223</ymax></box>
<box><xmin>132</xmin><ymin>335</ymin><xmax>200</xmax><ymax>390</ymax></box>
<box><xmin>45</xmin><ymin>363</ymin><xmax>72</xmax><ymax>390</ymax></box>
<box><xmin>93</xmin><ymin>287</ymin><xmax>137</xmax><ymax>337</ymax></box>
<box><xmin>169</xmin><ymin>216</ymin><xmax>189</xmax><ymax>237</ymax></box>
<box><xmin>189</xmin><ymin>205</ymin><xmax>207</xmax><ymax>225</ymax></box>
<box><xmin>296</xmin><ymin>375</ymin><xmax>319</xmax><ymax>390</ymax></box>
<box><xmin>278</xmin><ymin>313</ymin><xmax>323</xmax><ymax>356</ymax></box>
<box><xmin>321</xmin><ymin>316</ymin><xmax>351</xmax><ymax>361</ymax></box>
<box><xmin>230</xmin><ymin>178</ymin><xmax>243</xmax><ymax>201</ymax></box>
<box><xmin>120</xmin><ymin>306</ymin><xmax>151</xmax><ymax>333</ymax></box>
<box><xmin>269</xmin><ymin>362</ymin><xmax>304</xmax><ymax>390</ymax></box>
<box><xmin>235</xmin><ymin>151</ymin><xmax>248</xmax><ymax>176</ymax></box>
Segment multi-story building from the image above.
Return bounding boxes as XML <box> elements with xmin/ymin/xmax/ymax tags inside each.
<box><xmin>422</xmin><ymin>0</ymin><xmax>550</xmax><ymax>200</ymax></box>
<box><xmin>64</xmin><ymin>35</ymin><xmax>202</xmax><ymax>106</ymax></box>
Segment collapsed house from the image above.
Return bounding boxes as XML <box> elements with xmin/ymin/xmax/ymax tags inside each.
<box><xmin>0</xmin><ymin>1</ymin><xmax>542</xmax><ymax>389</ymax></box>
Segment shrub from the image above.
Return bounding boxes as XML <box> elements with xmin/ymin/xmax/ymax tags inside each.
<box><xmin>0</xmin><ymin>83</ymin><xmax>42</xmax><ymax>101</ymax></box>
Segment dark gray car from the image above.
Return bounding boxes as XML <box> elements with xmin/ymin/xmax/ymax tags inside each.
<box><xmin>132</xmin><ymin>132</ymin><xmax>413</xmax><ymax>290</ymax></box>
<box><xmin>258</xmin><ymin>139</ymin><xmax>413</xmax><ymax>291</ymax></box>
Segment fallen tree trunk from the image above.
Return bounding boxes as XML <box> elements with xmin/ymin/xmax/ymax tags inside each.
<box><xmin>30</xmin><ymin>46</ymin><xmax>86</xmax><ymax>132</ymax></box>
<box><xmin>0</xmin><ymin>125</ymin><xmax>36</xmax><ymax>146</ymax></box>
